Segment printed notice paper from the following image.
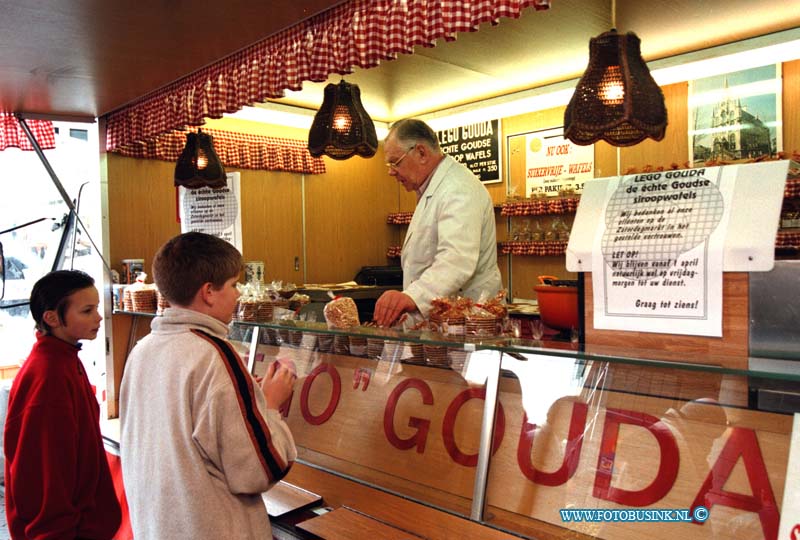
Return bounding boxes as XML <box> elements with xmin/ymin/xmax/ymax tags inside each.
<box><xmin>179</xmin><ymin>172</ymin><xmax>243</xmax><ymax>252</ymax></box>
<box><xmin>591</xmin><ymin>168</ymin><xmax>733</xmax><ymax>336</ymax></box>
<box><xmin>525</xmin><ymin>127</ymin><xmax>594</xmax><ymax>197</ymax></box>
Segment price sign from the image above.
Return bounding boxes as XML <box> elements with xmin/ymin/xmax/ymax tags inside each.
<box><xmin>437</xmin><ymin>119</ymin><xmax>501</xmax><ymax>183</ymax></box>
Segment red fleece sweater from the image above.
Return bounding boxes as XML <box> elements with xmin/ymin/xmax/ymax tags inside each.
<box><xmin>4</xmin><ymin>334</ymin><xmax>121</xmax><ymax>540</ymax></box>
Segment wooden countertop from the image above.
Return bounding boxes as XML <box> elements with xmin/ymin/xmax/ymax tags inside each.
<box><xmin>285</xmin><ymin>463</ymin><xmax>517</xmax><ymax>540</ymax></box>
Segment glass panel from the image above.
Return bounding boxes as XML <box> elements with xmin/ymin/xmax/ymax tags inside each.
<box><xmin>228</xmin><ymin>322</ymin><xmax>489</xmax><ymax>518</ymax></box>
<box><xmin>114</xmin><ymin>314</ymin><xmax>798</xmax><ymax>537</ymax></box>
<box><xmin>483</xmin><ymin>352</ymin><xmax>794</xmax><ymax>539</ymax></box>
<box><xmin>229</xmin><ymin>319</ymin><xmax>800</xmax><ymax>382</ymax></box>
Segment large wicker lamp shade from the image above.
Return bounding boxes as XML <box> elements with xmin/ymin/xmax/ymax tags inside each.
<box><xmin>308</xmin><ymin>80</ymin><xmax>378</xmax><ymax>160</ymax></box>
<box><xmin>564</xmin><ymin>30</ymin><xmax>667</xmax><ymax>147</ymax></box>
<box><xmin>174</xmin><ymin>129</ymin><xmax>227</xmax><ymax>189</ymax></box>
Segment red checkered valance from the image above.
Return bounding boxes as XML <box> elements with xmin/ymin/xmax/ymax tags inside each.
<box><xmin>105</xmin><ymin>0</ymin><xmax>550</xmax><ymax>151</ymax></box>
<box><xmin>0</xmin><ymin>113</ymin><xmax>56</xmax><ymax>151</ymax></box>
<box><xmin>114</xmin><ymin>128</ymin><xmax>327</xmax><ymax>174</ymax></box>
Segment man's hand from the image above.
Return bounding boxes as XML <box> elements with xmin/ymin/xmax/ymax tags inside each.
<box><xmin>373</xmin><ymin>290</ymin><xmax>417</xmax><ymax>327</ymax></box>
<box><xmin>260</xmin><ymin>360</ymin><xmax>296</xmax><ymax>410</ymax></box>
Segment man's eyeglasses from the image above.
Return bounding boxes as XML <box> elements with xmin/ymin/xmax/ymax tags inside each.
<box><xmin>386</xmin><ymin>146</ymin><xmax>415</xmax><ymax>169</ymax></box>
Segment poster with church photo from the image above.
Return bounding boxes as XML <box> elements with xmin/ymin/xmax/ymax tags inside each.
<box><xmin>689</xmin><ymin>64</ymin><xmax>782</xmax><ymax>167</ymax></box>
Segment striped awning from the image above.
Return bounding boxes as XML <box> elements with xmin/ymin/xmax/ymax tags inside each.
<box><xmin>105</xmin><ymin>0</ymin><xmax>551</xmax><ymax>156</ymax></box>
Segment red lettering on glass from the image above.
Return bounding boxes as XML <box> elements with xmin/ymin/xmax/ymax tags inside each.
<box><xmin>691</xmin><ymin>427</ymin><xmax>779</xmax><ymax>540</ymax></box>
<box><xmin>299</xmin><ymin>363</ymin><xmax>341</xmax><ymax>425</ymax></box>
<box><xmin>442</xmin><ymin>387</ymin><xmax>505</xmax><ymax>467</ymax></box>
<box><xmin>278</xmin><ymin>391</ymin><xmax>293</xmax><ymax>418</ymax></box>
<box><xmin>383</xmin><ymin>378</ymin><xmax>434</xmax><ymax>453</ymax></box>
<box><xmin>593</xmin><ymin>408</ymin><xmax>679</xmax><ymax>506</ymax></box>
<box><xmin>517</xmin><ymin>402</ymin><xmax>588</xmax><ymax>486</ymax></box>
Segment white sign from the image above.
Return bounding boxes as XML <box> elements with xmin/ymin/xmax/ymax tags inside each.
<box><xmin>178</xmin><ymin>172</ymin><xmax>242</xmax><ymax>251</ymax></box>
<box><xmin>778</xmin><ymin>414</ymin><xmax>800</xmax><ymax>540</ymax></box>
<box><xmin>591</xmin><ymin>168</ymin><xmax>733</xmax><ymax>336</ymax></box>
<box><xmin>525</xmin><ymin>127</ymin><xmax>594</xmax><ymax>197</ymax></box>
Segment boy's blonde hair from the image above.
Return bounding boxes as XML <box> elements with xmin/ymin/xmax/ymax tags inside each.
<box><xmin>152</xmin><ymin>232</ymin><xmax>242</xmax><ymax>306</ymax></box>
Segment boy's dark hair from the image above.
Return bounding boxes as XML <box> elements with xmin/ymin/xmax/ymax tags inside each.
<box><xmin>30</xmin><ymin>270</ymin><xmax>95</xmax><ymax>333</ymax></box>
<box><xmin>152</xmin><ymin>232</ymin><xmax>242</xmax><ymax>306</ymax></box>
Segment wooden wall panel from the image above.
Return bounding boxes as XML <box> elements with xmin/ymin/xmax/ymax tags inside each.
<box><xmin>783</xmin><ymin>59</ymin><xmax>800</xmax><ymax>154</ymax></box>
<box><xmin>584</xmin><ymin>273</ymin><xmax>749</xmax><ymax>369</ymax></box>
<box><xmin>619</xmin><ymin>82</ymin><xmax>690</xmax><ymax>172</ymax></box>
<box><xmin>238</xmin><ymin>170</ymin><xmax>303</xmax><ymax>283</ymax></box>
<box><xmin>107</xmin><ymin>156</ymin><xmax>180</xmax><ymax>277</ymax></box>
<box><xmin>304</xmin><ymin>153</ymin><xmax>399</xmax><ymax>284</ymax></box>
<box><xmin>502</xmin><ymin>108</ymin><xmax>579</xmax><ymax>300</ymax></box>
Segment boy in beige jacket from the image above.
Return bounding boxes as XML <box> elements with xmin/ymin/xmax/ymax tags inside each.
<box><xmin>120</xmin><ymin>232</ymin><xmax>296</xmax><ymax>540</ymax></box>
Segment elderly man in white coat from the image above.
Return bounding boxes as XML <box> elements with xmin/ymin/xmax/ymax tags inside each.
<box><xmin>374</xmin><ymin>119</ymin><xmax>502</xmax><ymax>327</ymax></box>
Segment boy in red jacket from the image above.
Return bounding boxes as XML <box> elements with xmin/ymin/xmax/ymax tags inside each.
<box><xmin>4</xmin><ymin>270</ymin><xmax>121</xmax><ymax>540</ymax></box>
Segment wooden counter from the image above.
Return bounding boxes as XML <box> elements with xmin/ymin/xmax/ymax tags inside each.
<box><xmin>285</xmin><ymin>463</ymin><xmax>517</xmax><ymax>540</ymax></box>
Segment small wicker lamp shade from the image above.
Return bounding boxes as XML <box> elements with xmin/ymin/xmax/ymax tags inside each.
<box><xmin>174</xmin><ymin>129</ymin><xmax>227</xmax><ymax>189</ymax></box>
<box><xmin>308</xmin><ymin>80</ymin><xmax>378</xmax><ymax>160</ymax></box>
<box><xmin>564</xmin><ymin>30</ymin><xmax>667</xmax><ymax>147</ymax></box>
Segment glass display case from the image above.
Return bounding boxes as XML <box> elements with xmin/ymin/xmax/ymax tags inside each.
<box><xmin>213</xmin><ymin>317</ymin><xmax>798</xmax><ymax>540</ymax></box>
<box><xmin>114</xmin><ymin>310</ymin><xmax>797</xmax><ymax>539</ymax></box>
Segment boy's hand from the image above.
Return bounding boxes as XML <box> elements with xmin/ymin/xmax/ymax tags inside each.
<box><xmin>261</xmin><ymin>359</ymin><xmax>296</xmax><ymax>410</ymax></box>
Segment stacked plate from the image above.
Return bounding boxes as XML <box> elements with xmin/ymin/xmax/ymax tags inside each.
<box><xmin>316</xmin><ymin>334</ymin><xmax>334</xmax><ymax>353</ymax></box>
<box><xmin>448</xmin><ymin>348</ymin><xmax>470</xmax><ymax>371</ymax></box>
<box><xmin>256</xmin><ymin>301</ymin><xmax>273</xmax><ymax>322</ymax></box>
<box><xmin>430</xmin><ymin>315</ymin><xmax>465</xmax><ymax>336</ymax></box>
<box><xmin>366</xmin><ymin>338</ymin><xmax>384</xmax><ymax>359</ymax></box>
<box><xmin>405</xmin><ymin>343</ymin><xmax>425</xmax><ymax>365</ymax></box>
<box><xmin>237</xmin><ymin>300</ymin><xmax>260</xmax><ymax>321</ymax></box>
<box><xmin>349</xmin><ymin>336</ymin><xmax>367</xmax><ymax>357</ymax></box>
<box><xmin>381</xmin><ymin>340</ymin><xmax>403</xmax><ymax>361</ymax></box>
<box><xmin>333</xmin><ymin>335</ymin><xmax>350</xmax><ymax>354</ymax></box>
<box><xmin>289</xmin><ymin>330</ymin><xmax>303</xmax><ymax>346</ymax></box>
<box><xmin>131</xmin><ymin>289</ymin><xmax>157</xmax><ymax>313</ymax></box>
<box><xmin>123</xmin><ymin>288</ymin><xmax>134</xmax><ymax>311</ymax></box>
<box><xmin>424</xmin><ymin>345</ymin><xmax>449</xmax><ymax>367</ymax></box>
<box><xmin>465</xmin><ymin>317</ymin><xmax>501</xmax><ymax>336</ymax></box>
<box><xmin>299</xmin><ymin>332</ymin><xmax>318</xmax><ymax>350</ymax></box>
<box><xmin>264</xmin><ymin>328</ymin><xmax>280</xmax><ymax>345</ymax></box>
<box><xmin>156</xmin><ymin>290</ymin><xmax>170</xmax><ymax>315</ymax></box>
<box><xmin>277</xmin><ymin>328</ymin><xmax>291</xmax><ymax>344</ymax></box>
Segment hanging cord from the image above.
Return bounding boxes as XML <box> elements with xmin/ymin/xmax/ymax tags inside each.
<box><xmin>15</xmin><ymin>114</ymin><xmax>113</xmax><ymax>278</ymax></box>
<box><xmin>611</xmin><ymin>0</ymin><xmax>616</xmax><ymax>30</ymax></box>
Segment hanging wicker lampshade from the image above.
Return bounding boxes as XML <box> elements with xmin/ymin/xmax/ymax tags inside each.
<box><xmin>308</xmin><ymin>80</ymin><xmax>378</xmax><ymax>160</ymax></box>
<box><xmin>564</xmin><ymin>30</ymin><xmax>667</xmax><ymax>147</ymax></box>
<box><xmin>174</xmin><ymin>129</ymin><xmax>227</xmax><ymax>189</ymax></box>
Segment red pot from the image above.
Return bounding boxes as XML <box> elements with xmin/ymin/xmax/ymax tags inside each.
<box><xmin>533</xmin><ymin>275</ymin><xmax>579</xmax><ymax>331</ymax></box>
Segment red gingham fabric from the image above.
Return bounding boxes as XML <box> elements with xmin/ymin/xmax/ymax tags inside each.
<box><xmin>105</xmin><ymin>0</ymin><xmax>550</xmax><ymax>152</ymax></box>
<box><xmin>114</xmin><ymin>128</ymin><xmax>326</xmax><ymax>174</ymax></box>
<box><xmin>785</xmin><ymin>177</ymin><xmax>800</xmax><ymax>199</ymax></box>
<box><xmin>0</xmin><ymin>113</ymin><xmax>56</xmax><ymax>151</ymax></box>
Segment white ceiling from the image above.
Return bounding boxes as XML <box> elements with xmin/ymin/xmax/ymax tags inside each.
<box><xmin>273</xmin><ymin>0</ymin><xmax>800</xmax><ymax>122</ymax></box>
<box><xmin>1</xmin><ymin>0</ymin><xmax>799</xmax><ymax>123</ymax></box>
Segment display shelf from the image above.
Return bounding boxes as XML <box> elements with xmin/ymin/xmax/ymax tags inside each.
<box><xmin>776</xmin><ymin>228</ymin><xmax>800</xmax><ymax>250</ymax></box>
<box><xmin>386</xmin><ymin>212</ymin><xmax>413</xmax><ymax>225</ymax></box>
<box><xmin>114</xmin><ymin>310</ymin><xmax>800</xmax><ymax>381</ymax></box>
<box><xmin>784</xmin><ymin>175</ymin><xmax>800</xmax><ymax>200</ymax></box>
<box><xmin>499</xmin><ymin>196</ymin><xmax>580</xmax><ymax>216</ymax></box>
<box><xmin>498</xmin><ymin>240</ymin><xmax>568</xmax><ymax>256</ymax></box>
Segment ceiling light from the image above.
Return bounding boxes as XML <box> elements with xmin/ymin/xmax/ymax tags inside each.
<box><xmin>308</xmin><ymin>80</ymin><xmax>378</xmax><ymax>160</ymax></box>
<box><xmin>174</xmin><ymin>129</ymin><xmax>226</xmax><ymax>189</ymax></box>
<box><xmin>564</xmin><ymin>29</ymin><xmax>667</xmax><ymax>147</ymax></box>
